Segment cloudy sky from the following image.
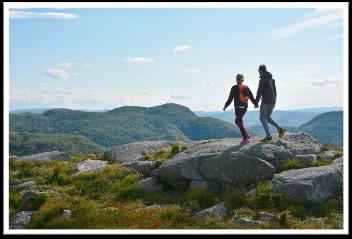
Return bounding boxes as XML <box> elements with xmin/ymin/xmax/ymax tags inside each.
<box><xmin>8</xmin><ymin>7</ymin><xmax>345</xmax><ymax>111</ymax></box>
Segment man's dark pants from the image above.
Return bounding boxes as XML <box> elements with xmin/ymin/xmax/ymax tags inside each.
<box><xmin>260</xmin><ymin>103</ymin><xmax>281</xmax><ymax>137</ymax></box>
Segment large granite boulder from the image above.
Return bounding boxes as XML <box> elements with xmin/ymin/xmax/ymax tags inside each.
<box><xmin>332</xmin><ymin>157</ymin><xmax>343</xmax><ymax>165</ymax></box>
<box><xmin>20</xmin><ymin>190</ymin><xmax>47</xmax><ymax>206</ymax></box>
<box><xmin>272</xmin><ymin>164</ymin><xmax>343</xmax><ymax>203</ymax></box>
<box><xmin>12</xmin><ymin>181</ymin><xmax>35</xmax><ymax>191</ymax></box>
<box><xmin>192</xmin><ymin>202</ymin><xmax>227</xmax><ymax>221</ymax></box>
<box><xmin>152</xmin><ymin>138</ymin><xmax>276</xmax><ymax>190</ymax></box>
<box><xmin>19</xmin><ymin>151</ymin><xmax>69</xmax><ymax>161</ymax></box>
<box><xmin>318</xmin><ymin>151</ymin><xmax>341</xmax><ymax>160</ymax></box>
<box><xmin>238</xmin><ymin>141</ymin><xmax>294</xmax><ymax>168</ymax></box>
<box><xmin>151</xmin><ymin>139</ymin><xmax>239</xmax><ymax>189</ymax></box>
<box><xmin>280</xmin><ymin>132</ymin><xmax>321</xmax><ymax>155</ymax></box>
<box><xmin>74</xmin><ymin>159</ymin><xmax>108</xmax><ymax>173</ymax></box>
<box><xmin>104</xmin><ymin>141</ymin><xmax>183</xmax><ymax>163</ymax></box>
<box><xmin>238</xmin><ymin>132</ymin><xmax>321</xmax><ymax>168</ymax></box>
<box><xmin>295</xmin><ymin>154</ymin><xmax>317</xmax><ymax>166</ymax></box>
<box><xmin>10</xmin><ymin>211</ymin><xmax>35</xmax><ymax>229</ymax></box>
<box><xmin>121</xmin><ymin>160</ymin><xmax>159</xmax><ymax>176</ymax></box>
<box><xmin>137</xmin><ymin>177</ymin><xmax>163</xmax><ymax>193</ymax></box>
<box><xmin>199</xmin><ymin>152</ymin><xmax>276</xmax><ymax>191</ymax></box>
<box><xmin>235</xmin><ymin>217</ymin><xmax>262</xmax><ymax>228</ymax></box>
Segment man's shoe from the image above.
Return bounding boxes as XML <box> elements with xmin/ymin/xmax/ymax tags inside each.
<box><xmin>260</xmin><ymin>136</ymin><xmax>273</xmax><ymax>142</ymax></box>
<box><xmin>279</xmin><ymin>128</ymin><xmax>286</xmax><ymax>139</ymax></box>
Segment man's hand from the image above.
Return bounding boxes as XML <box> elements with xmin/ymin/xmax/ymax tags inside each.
<box><xmin>254</xmin><ymin>104</ymin><xmax>259</xmax><ymax>109</ymax></box>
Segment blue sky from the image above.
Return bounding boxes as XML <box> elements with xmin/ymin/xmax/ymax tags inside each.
<box><xmin>8</xmin><ymin>7</ymin><xmax>344</xmax><ymax>111</ymax></box>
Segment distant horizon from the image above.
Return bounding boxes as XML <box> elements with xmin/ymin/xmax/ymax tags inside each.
<box><xmin>9</xmin><ymin>103</ymin><xmax>344</xmax><ymax>113</ymax></box>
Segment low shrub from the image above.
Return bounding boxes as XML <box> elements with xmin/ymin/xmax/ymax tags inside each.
<box><xmin>183</xmin><ymin>188</ymin><xmax>219</xmax><ymax>210</ymax></box>
<box><xmin>311</xmin><ymin>158</ymin><xmax>332</xmax><ymax>167</ymax></box>
<box><xmin>42</xmin><ymin>165</ymin><xmax>72</xmax><ymax>186</ymax></box>
<box><xmin>224</xmin><ymin>191</ymin><xmax>247</xmax><ymax>210</ymax></box>
<box><xmin>20</xmin><ymin>192</ymin><xmax>48</xmax><ymax>211</ymax></box>
<box><xmin>111</xmin><ymin>174</ymin><xmax>143</xmax><ymax>201</ymax></box>
<box><xmin>70</xmin><ymin>172</ymin><xmax>111</xmax><ymax>200</ymax></box>
<box><xmin>321</xmin><ymin>144</ymin><xmax>333</xmax><ymax>152</ymax></box>
<box><xmin>278</xmin><ymin>211</ymin><xmax>290</xmax><ymax>226</ymax></box>
<box><xmin>280</xmin><ymin>159</ymin><xmax>302</xmax><ymax>172</ymax></box>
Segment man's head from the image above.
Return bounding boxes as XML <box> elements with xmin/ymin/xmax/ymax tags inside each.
<box><xmin>258</xmin><ymin>64</ymin><xmax>267</xmax><ymax>77</ymax></box>
<box><xmin>236</xmin><ymin>74</ymin><xmax>244</xmax><ymax>84</ymax></box>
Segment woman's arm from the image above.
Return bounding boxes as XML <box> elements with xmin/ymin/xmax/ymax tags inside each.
<box><xmin>223</xmin><ymin>86</ymin><xmax>235</xmax><ymax>110</ymax></box>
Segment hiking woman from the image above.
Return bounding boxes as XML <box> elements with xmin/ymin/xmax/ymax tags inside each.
<box><xmin>223</xmin><ymin>74</ymin><xmax>257</xmax><ymax>145</ymax></box>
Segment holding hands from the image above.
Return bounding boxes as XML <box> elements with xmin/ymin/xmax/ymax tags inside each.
<box><xmin>253</xmin><ymin>100</ymin><xmax>259</xmax><ymax>108</ymax></box>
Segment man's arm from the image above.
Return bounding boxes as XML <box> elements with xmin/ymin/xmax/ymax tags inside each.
<box><xmin>255</xmin><ymin>78</ymin><xmax>264</xmax><ymax>104</ymax></box>
<box><xmin>247</xmin><ymin>87</ymin><xmax>257</xmax><ymax>106</ymax></box>
<box><xmin>223</xmin><ymin>86</ymin><xmax>235</xmax><ymax>110</ymax></box>
<box><xmin>273</xmin><ymin>79</ymin><xmax>277</xmax><ymax>101</ymax></box>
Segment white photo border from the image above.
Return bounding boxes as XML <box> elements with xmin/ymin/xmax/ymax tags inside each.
<box><xmin>3</xmin><ymin>1</ymin><xmax>349</xmax><ymax>235</ymax></box>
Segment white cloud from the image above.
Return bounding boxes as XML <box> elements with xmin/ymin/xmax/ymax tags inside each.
<box><xmin>309</xmin><ymin>78</ymin><xmax>341</xmax><ymax>86</ymax></box>
<box><xmin>186</xmin><ymin>69</ymin><xmax>201</xmax><ymax>73</ymax></box>
<box><xmin>10</xmin><ymin>10</ymin><xmax>77</xmax><ymax>19</ymax></box>
<box><xmin>139</xmin><ymin>91</ymin><xmax>149</xmax><ymax>95</ymax></box>
<box><xmin>42</xmin><ymin>88</ymin><xmax>72</xmax><ymax>95</ymax></box>
<box><xmin>172</xmin><ymin>45</ymin><xmax>194</xmax><ymax>53</ymax></box>
<box><xmin>204</xmin><ymin>81</ymin><xmax>213</xmax><ymax>87</ymax></box>
<box><xmin>272</xmin><ymin>8</ymin><xmax>343</xmax><ymax>39</ymax></box>
<box><xmin>324</xmin><ymin>34</ymin><xmax>343</xmax><ymax>42</ymax></box>
<box><xmin>60</xmin><ymin>62</ymin><xmax>76</xmax><ymax>68</ymax></box>
<box><xmin>45</xmin><ymin>68</ymin><xmax>77</xmax><ymax>79</ymax></box>
<box><xmin>171</xmin><ymin>92</ymin><xmax>191</xmax><ymax>100</ymax></box>
<box><xmin>286</xmin><ymin>70</ymin><xmax>303</xmax><ymax>75</ymax></box>
<box><xmin>124</xmin><ymin>57</ymin><xmax>154</xmax><ymax>64</ymax></box>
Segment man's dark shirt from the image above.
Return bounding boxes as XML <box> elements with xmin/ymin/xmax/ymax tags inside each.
<box><xmin>255</xmin><ymin>71</ymin><xmax>277</xmax><ymax>105</ymax></box>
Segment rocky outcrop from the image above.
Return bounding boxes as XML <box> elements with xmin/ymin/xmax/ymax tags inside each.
<box><xmin>12</xmin><ymin>181</ymin><xmax>35</xmax><ymax>191</ymax></box>
<box><xmin>121</xmin><ymin>160</ymin><xmax>159</xmax><ymax>176</ymax></box>
<box><xmin>272</xmin><ymin>163</ymin><xmax>343</xmax><ymax>203</ymax></box>
<box><xmin>151</xmin><ymin>132</ymin><xmax>323</xmax><ymax>191</ymax></box>
<box><xmin>199</xmin><ymin>152</ymin><xmax>276</xmax><ymax>191</ymax></box>
<box><xmin>332</xmin><ymin>157</ymin><xmax>343</xmax><ymax>165</ymax></box>
<box><xmin>59</xmin><ymin>210</ymin><xmax>72</xmax><ymax>219</ymax></box>
<box><xmin>189</xmin><ymin>180</ymin><xmax>210</xmax><ymax>190</ymax></box>
<box><xmin>19</xmin><ymin>151</ymin><xmax>69</xmax><ymax>161</ymax></box>
<box><xmin>104</xmin><ymin>141</ymin><xmax>183</xmax><ymax>163</ymax></box>
<box><xmin>10</xmin><ymin>211</ymin><xmax>35</xmax><ymax>229</ymax></box>
<box><xmin>238</xmin><ymin>132</ymin><xmax>321</xmax><ymax>168</ymax></box>
<box><xmin>318</xmin><ymin>151</ymin><xmax>341</xmax><ymax>160</ymax></box>
<box><xmin>235</xmin><ymin>217</ymin><xmax>262</xmax><ymax>228</ymax></box>
<box><xmin>137</xmin><ymin>177</ymin><xmax>163</xmax><ymax>193</ymax></box>
<box><xmin>295</xmin><ymin>154</ymin><xmax>317</xmax><ymax>166</ymax></box>
<box><xmin>152</xmin><ymin>138</ymin><xmax>276</xmax><ymax>190</ymax></box>
<box><xmin>20</xmin><ymin>190</ymin><xmax>47</xmax><ymax>206</ymax></box>
<box><xmin>192</xmin><ymin>202</ymin><xmax>227</xmax><ymax>220</ymax></box>
<box><xmin>74</xmin><ymin>159</ymin><xmax>108</xmax><ymax>173</ymax></box>
<box><xmin>258</xmin><ymin>212</ymin><xmax>275</xmax><ymax>222</ymax></box>
<box><xmin>151</xmin><ymin>139</ymin><xmax>237</xmax><ymax>189</ymax></box>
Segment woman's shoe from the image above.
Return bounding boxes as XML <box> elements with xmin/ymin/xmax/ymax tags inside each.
<box><xmin>240</xmin><ymin>138</ymin><xmax>249</xmax><ymax>145</ymax></box>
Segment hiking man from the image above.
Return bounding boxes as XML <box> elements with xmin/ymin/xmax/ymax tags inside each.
<box><xmin>255</xmin><ymin>64</ymin><xmax>285</xmax><ymax>141</ymax></box>
<box><xmin>223</xmin><ymin>73</ymin><xmax>258</xmax><ymax>145</ymax></box>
